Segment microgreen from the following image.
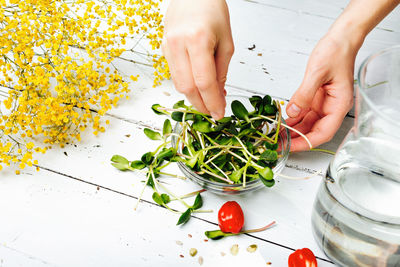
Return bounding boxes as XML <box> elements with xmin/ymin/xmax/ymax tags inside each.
<box><xmin>176</xmin><ymin>193</ymin><xmax>204</xmax><ymax>225</ymax></box>
<box><xmin>111</xmin><ymin>94</ymin><xmax>285</xmax><ymax>225</ymax></box>
<box><xmin>205</xmin><ymin>220</ymin><xmax>276</xmax><ymax>240</ymax></box>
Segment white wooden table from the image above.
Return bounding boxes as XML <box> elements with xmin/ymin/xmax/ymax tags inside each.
<box><xmin>1</xmin><ymin>1</ymin><xmax>399</xmax><ymax>266</ymax></box>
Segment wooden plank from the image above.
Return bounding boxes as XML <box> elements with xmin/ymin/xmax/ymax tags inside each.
<box><xmin>0</xmin><ymin>168</ymin><xmax>334</xmax><ymax>266</ymax></box>
<box><xmin>225</xmin><ymin>0</ymin><xmax>400</xmax><ymax>98</ymax></box>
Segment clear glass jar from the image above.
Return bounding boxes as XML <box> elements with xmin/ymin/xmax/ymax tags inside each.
<box><xmin>311</xmin><ymin>46</ymin><xmax>400</xmax><ymax>266</ymax></box>
<box><xmin>172</xmin><ymin>94</ymin><xmax>290</xmax><ymax>195</ymax></box>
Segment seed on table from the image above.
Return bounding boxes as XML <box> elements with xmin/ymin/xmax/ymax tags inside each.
<box><xmin>230</xmin><ymin>244</ymin><xmax>239</xmax><ymax>256</ymax></box>
<box><xmin>189</xmin><ymin>248</ymin><xmax>198</xmax><ymax>257</ymax></box>
<box><xmin>220</xmin><ymin>252</ymin><xmax>226</xmax><ymax>256</ymax></box>
<box><xmin>247</xmin><ymin>244</ymin><xmax>258</xmax><ymax>253</ymax></box>
<box><xmin>179</xmin><ymin>254</ymin><xmax>184</xmax><ymax>258</ymax></box>
<box><xmin>176</xmin><ymin>240</ymin><xmax>183</xmax><ymax>246</ymax></box>
<box><xmin>198</xmin><ymin>256</ymin><xmax>204</xmax><ymax>265</ymax></box>
<box><xmin>266</xmin><ymin>262</ymin><xmax>272</xmax><ymax>265</ymax></box>
<box><xmin>188</xmin><ymin>234</ymin><xmax>193</xmax><ymax>238</ymax></box>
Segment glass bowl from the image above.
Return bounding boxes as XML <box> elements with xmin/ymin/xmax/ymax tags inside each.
<box><xmin>172</xmin><ymin>94</ymin><xmax>290</xmax><ymax>195</ymax></box>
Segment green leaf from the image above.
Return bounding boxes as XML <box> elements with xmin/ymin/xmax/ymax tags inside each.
<box><xmin>249</xmin><ymin>95</ymin><xmax>262</xmax><ymax>109</ymax></box>
<box><xmin>169</xmin><ymin>156</ymin><xmax>184</xmax><ymax>162</ymax></box>
<box><xmin>144</xmin><ymin>128</ymin><xmax>162</xmax><ymax>140</ymax></box>
<box><xmin>257</xmin><ymin>167</ymin><xmax>274</xmax><ymax>180</ymax></box>
<box><xmin>111</xmin><ymin>162</ymin><xmax>129</xmax><ymax>171</ymax></box>
<box><xmin>111</xmin><ymin>155</ymin><xmax>130</xmax><ymax>171</ymax></box>
<box><xmin>173</xmin><ymin>100</ymin><xmax>188</xmax><ymax>109</ymax></box>
<box><xmin>157</xmin><ymin>147</ymin><xmax>175</xmax><ymax>161</ymax></box>
<box><xmin>264</xmin><ymin>142</ymin><xmax>278</xmax><ymax>150</ymax></box>
<box><xmin>229</xmin><ymin>168</ymin><xmax>244</xmax><ymax>183</ymax></box>
<box><xmin>182</xmin><ymin>146</ymin><xmax>190</xmax><ymax>156</ymax></box>
<box><xmin>260</xmin><ymin>150</ymin><xmax>278</xmax><ymax>161</ymax></box>
<box><xmin>161</xmin><ymin>193</ymin><xmax>171</xmax><ymax>204</ymax></box>
<box><xmin>262</xmin><ymin>95</ymin><xmax>272</xmax><ymax>106</ymax></box>
<box><xmin>227</xmin><ymin>124</ymin><xmax>238</xmax><ymax>135</ymax></box>
<box><xmin>111</xmin><ymin>155</ymin><xmax>129</xmax><ymax>165</ymax></box>
<box><xmin>204</xmin><ymin>230</ymin><xmax>236</xmax><ymax>240</ymax></box>
<box><xmin>151</xmin><ymin>104</ymin><xmax>168</xmax><ymax>115</ymax></box>
<box><xmin>130</xmin><ymin>160</ymin><xmax>146</xmax><ymax>170</ymax></box>
<box><xmin>177</xmin><ymin>208</ymin><xmax>192</xmax><ymax>225</ymax></box>
<box><xmin>185</xmin><ymin>152</ymin><xmax>200</xmax><ymax>169</ymax></box>
<box><xmin>263</xmin><ymin>104</ymin><xmax>277</xmax><ymax>115</ymax></box>
<box><xmin>231</xmin><ymin>100</ymin><xmax>249</xmax><ymax>121</ymax></box>
<box><xmin>217</xmin><ymin>117</ymin><xmax>232</xmax><ymax>123</ymax></box>
<box><xmin>260</xmin><ymin>177</ymin><xmax>275</xmax><ymax>187</ymax></box>
<box><xmin>191</xmin><ymin>193</ymin><xmax>203</xmax><ymax>210</ymax></box>
<box><xmin>184</xmin><ymin>113</ymin><xmax>195</xmax><ymax>121</ymax></box>
<box><xmin>152</xmin><ymin>192</ymin><xmax>164</xmax><ymax>206</ymax></box>
<box><xmin>192</xmin><ymin>120</ymin><xmax>213</xmax><ymax>133</ymax></box>
<box><xmin>171</xmin><ymin>111</ymin><xmax>184</xmax><ymax>122</ymax></box>
<box><xmin>162</xmin><ymin>119</ymin><xmax>172</xmax><ymax>136</ymax></box>
<box><xmin>146</xmin><ymin>175</ymin><xmax>155</xmax><ymax>188</ymax></box>
<box><xmin>141</xmin><ymin>152</ymin><xmax>154</xmax><ymax>165</ymax></box>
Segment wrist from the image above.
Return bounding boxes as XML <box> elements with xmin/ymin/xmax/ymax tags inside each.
<box><xmin>327</xmin><ymin>16</ymin><xmax>366</xmax><ymax>53</ymax></box>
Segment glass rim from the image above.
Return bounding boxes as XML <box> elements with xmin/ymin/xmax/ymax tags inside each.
<box><xmin>357</xmin><ymin>45</ymin><xmax>400</xmax><ymax>128</ymax></box>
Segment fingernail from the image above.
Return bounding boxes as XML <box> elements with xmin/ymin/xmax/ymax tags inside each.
<box><xmin>223</xmin><ymin>89</ymin><xmax>227</xmax><ymax>96</ymax></box>
<box><xmin>211</xmin><ymin>111</ymin><xmax>223</xmax><ymax>120</ymax></box>
<box><xmin>288</xmin><ymin>103</ymin><xmax>301</xmax><ymax>117</ymax></box>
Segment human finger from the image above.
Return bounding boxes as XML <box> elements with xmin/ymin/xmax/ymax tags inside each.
<box><xmin>290</xmin><ymin>111</ymin><xmax>346</xmax><ymax>151</ymax></box>
<box><xmin>162</xmin><ymin>37</ymin><xmax>209</xmax><ymax>114</ymax></box>
<box><xmin>187</xmin><ymin>34</ymin><xmax>226</xmax><ymax>120</ymax></box>
<box><xmin>288</xmin><ymin>110</ymin><xmax>320</xmax><ymax>139</ymax></box>
<box><xmin>215</xmin><ymin>38</ymin><xmax>234</xmax><ymax>94</ymax></box>
<box><xmin>286</xmin><ymin>65</ymin><xmax>326</xmax><ymax>118</ymax></box>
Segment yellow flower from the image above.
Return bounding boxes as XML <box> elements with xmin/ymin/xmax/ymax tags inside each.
<box><xmin>0</xmin><ymin>0</ymin><xmax>169</xmax><ymax>171</ymax></box>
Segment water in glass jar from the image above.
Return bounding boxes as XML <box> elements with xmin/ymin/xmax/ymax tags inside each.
<box><xmin>312</xmin><ymin>134</ymin><xmax>400</xmax><ymax>266</ymax></box>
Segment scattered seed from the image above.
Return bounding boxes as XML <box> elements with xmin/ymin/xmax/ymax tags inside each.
<box><xmin>198</xmin><ymin>256</ymin><xmax>204</xmax><ymax>265</ymax></box>
<box><xmin>266</xmin><ymin>262</ymin><xmax>272</xmax><ymax>265</ymax></box>
<box><xmin>180</xmin><ymin>254</ymin><xmax>184</xmax><ymax>258</ymax></box>
<box><xmin>163</xmin><ymin>91</ymin><xmax>171</xmax><ymax>96</ymax></box>
<box><xmin>189</xmin><ymin>248</ymin><xmax>198</xmax><ymax>257</ymax></box>
<box><xmin>230</xmin><ymin>244</ymin><xmax>239</xmax><ymax>256</ymax></box>
<box><xmin>204</xmin><ymin>239</ymin><xmax>208</xmax><ymax>242</ymax></box>
<box><xmin>247</xmin><ymin>244</ymin><xmax>258</xmax><ymax>253</ymax></box>
<box><xmin>125</xmin><ymin>134</ymin><xmax>131</xmax><ymax>138</ymax></box>
<box><xmin>257</xmin><ymin>53</ymin><xmax>262</xmax><ymax>56</ymax></box>
<box><xmin>188</xmin><ymin>234</ymin><xmax>192</xmax><ymax>238</ymax></box>
<box><xmin>220</xmin><ymin>252</ymin><xmax>226</xmax><ymax>256</ymax></box>
<box><xmin>176</xmin><ymin>240</ymin><xmax>183</xmax><ymax>246</ymax></box>
<box><xmin>96</xmin><ymin>186</ymin><xmax>100</xmax><ymax>191</ymax></box>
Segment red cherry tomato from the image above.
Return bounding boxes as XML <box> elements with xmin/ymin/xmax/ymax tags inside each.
<box><xmin>288</xmin><ymin>248</ymin><xmax>317</xmax><ymax>267</ymax></box>
<box><xmin>218</xmin><ymin>201</ymin><xmax>244</xmax><ymax>233</ymax></box>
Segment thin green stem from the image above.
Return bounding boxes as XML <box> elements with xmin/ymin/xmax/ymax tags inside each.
<box><xmin>210</xmin><ymin>161</ymin><xmax>231</xmax><ymax>182</ymax></box>
<box><xmin>157</xmin><ymin>182</ymin><xmax>191</xmax><ymax>209</ymax></box>
<box><xmin>259</xmin><ymin>115</ymin><xmax>313</xmax><ymax>149</ymax></box>
<box><xmin>200</xmin><ymin>168</ymin><xmax>234</xmax><ymax>184</ymax></box>
<box><xmin>134</xmin><ymin>172</ymin><xmax>151</xmax><ymax>211</ymax></box>
<box><xmin>157</xmin><ymin>171</ymin><xmax>187</xmax><ymax>180</ymax></box>
<box><xmin>234</xmin><ymin>136</ymin><xmax>259</xmax><ymax>161</ymax></box>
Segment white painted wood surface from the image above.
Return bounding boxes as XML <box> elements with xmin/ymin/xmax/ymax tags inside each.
<box><xmin>0</xmin><ymin>0</ymin><xmax>399</xmax><ymax>266</ymax></box>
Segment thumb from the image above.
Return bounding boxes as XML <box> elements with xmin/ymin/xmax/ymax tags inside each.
<box><xmin>286</xmin><ymin>72</ymin><xmax>324</xmax><ymax>118</ymax></box>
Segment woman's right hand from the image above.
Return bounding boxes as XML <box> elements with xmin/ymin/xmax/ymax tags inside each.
<box><xmin>162</xmin><ymin>0</ymin><xmax>234</xmax><ymax>120</ymax></box>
